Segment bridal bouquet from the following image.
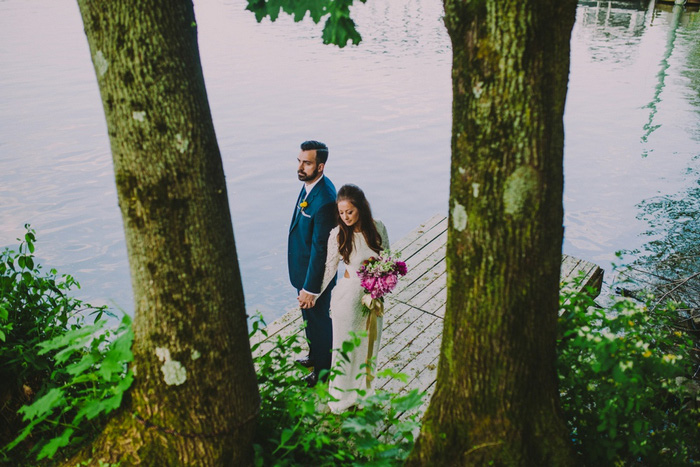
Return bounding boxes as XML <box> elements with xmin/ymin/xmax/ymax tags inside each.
<box><xmin>356</xmin><ymin>250</ymin><xmax>408</xmax><ymax>317</ymax></box>
<box><xmin>356</xmin><ymin>250</ymin><xmax>407</xmax><ymax>385</ymax></box>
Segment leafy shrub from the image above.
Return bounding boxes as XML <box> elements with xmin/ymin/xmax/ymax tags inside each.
<box><xmin>1</xmin><ymin>227</ymin><xmax>97</xmax><ymax>395</ymax></box>
<box><xmin>5</xmin><ymin>226</ymin><xmax>697</xmax><ymax>466</ymax></box>
<box><xmin>250</xmin><ymin>314</ymin><xmax>424</xmax><ymax>466</ymax></box>
<box><xmin>0</xmin><ymin>226</ymin><xmax>133</xmax><ymax>464</ymax></box>
<box><xmin>558</xmin><ymin>281</ymin><xmax>699</xmax><ymax>465</ymax></box>
<box><xmin>5</xmin><ymin>315</ymin><xmax>133</xmax><ymax>462</ymax></box>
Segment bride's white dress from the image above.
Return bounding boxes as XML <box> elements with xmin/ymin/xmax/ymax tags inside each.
<box><xmin>319</xmin><ymin>220</ymin><xmax>390</xmax><ymax>413</ymax></box>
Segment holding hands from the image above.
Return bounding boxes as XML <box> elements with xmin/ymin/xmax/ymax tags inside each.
<box><xmin>298</xmin><ymin>290</ymin><xmax>317</xmax><ymax>309</ymax></box>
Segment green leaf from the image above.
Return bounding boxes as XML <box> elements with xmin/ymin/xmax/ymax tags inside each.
<box><xmin>633</xmin><ymin>420</ymin><xmax>643</xmax><ymax>433</ymax></box>
<box><xmin>19</xmin><ymin>388</ymin><xmax>65</xmax><ymax>421</ymax></box>
<box><xmin>321</xmin><ymin>3</ymin><xmax>362</xmax><ymax>48</ymax></box>
<box><xmin>611</xmin><ymin>364</ymin><xmax>625</xmax><ymax>383</ymax></box>
<box><xmin>5</xmin><ymin>418</ymin><xmax>43</xmax><ymax>451</ymax></box>
<box><xmin>101</xmin><ymin>392</ymin><xmax>125</xmax><ymax>413</ymax></box>
<box><xmin>307</xmin><ymin>0</ymin><xmax>327</xmax><ymax>22</ymax></box>
<box><xmin>246</xmin><ymin>0</ymin><xmax>270</xmax><ymax>22</ymax></box>
<box><xmin>37</xmin><ymin>428</ymin><xmax>74</xmax><ymax>460</ymax></box>
<box><xmin>40</xmin><ymin>319</ymin><xmax>105</xmax><ymax>356</ymax></box>
<box><xmin>376</xmin><ymin>368</ymin><xmax>408</xmax><ymax>383</ymax></box>
<box><xmin>115</xmin><ymin>371</ymin><xmax>134</xmax><ymax>393</ymax></box>
<box><xmin>67</xmin><ymin>353</ymin><xmax>98</xmax><ymax>376</ymax></box>
<box><xmin>279</xmin><ymin>428</ymin><xmax>294</xmax><ymax>447</ymax></box>
<box><xmin>76</xmin><ymin>399</ymin><xmax>107</xmax><ymax>422</ymax></box>
<box><xmin>341</xmin><ymin>340</ymin><xmax>355</xmax><ymax>354</ymax></box>
<box><xmin>342</xmin><ymin>416</ymin><xmax>372</xmax><ymax>434</ymax></box>
<box><xmin>391</xmin><ymin>389</ymin><xmax>424</xmax><ymax>412</ymax></box>
<box><xmin>99</xmin><ymin>329</ymin><xmax>133</xmax><ymax>380</ymax></box>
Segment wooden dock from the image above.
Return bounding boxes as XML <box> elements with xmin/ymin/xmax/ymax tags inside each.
<box><xmin>252</xmin><ymin>214</ymin><xmax>604</xmax><ymax>399</ymax></box>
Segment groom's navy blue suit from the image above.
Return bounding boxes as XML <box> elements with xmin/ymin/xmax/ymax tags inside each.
<box><xmin>288</xmin><ymin>175</ymin><xmax>337</xmax><ymax>377</ymax></box>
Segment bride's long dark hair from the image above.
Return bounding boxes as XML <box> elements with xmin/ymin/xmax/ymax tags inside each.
<box><xmin>336</xmin><ymin>184</ymin><xmax>383</xmax><ymax>264</ymax></box>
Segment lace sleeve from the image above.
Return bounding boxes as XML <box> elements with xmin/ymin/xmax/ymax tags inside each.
<box><xmin>319</xmin><ymin>227</ymin><xmax>340</xmax><ymax>295</ymax></box>
<box><xmin>377</xmin><ymin>220</ymin><xmax>390</xmax><ymax>252</ymax></box>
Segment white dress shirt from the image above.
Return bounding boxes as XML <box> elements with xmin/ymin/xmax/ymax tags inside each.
<box><xmin>302</xmin><ymin>174</ymin><xmax>328</xmax><ymax>299</ymax></box>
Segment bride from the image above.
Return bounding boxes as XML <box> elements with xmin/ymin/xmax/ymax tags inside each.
<box><xmin>318</xmin><ymin>184</ymin><xmax>390</xmax><ymax>413</ymax></box>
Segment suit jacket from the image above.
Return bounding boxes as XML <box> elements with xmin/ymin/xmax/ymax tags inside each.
<box><xmin>288</xmin><ymin>175</ymin><xmax>337</xmax><ymax>294</ymax></box>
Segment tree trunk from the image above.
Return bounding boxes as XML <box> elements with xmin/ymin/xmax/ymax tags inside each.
<box><xmin>73</xmin><ymin>0</ymin><xmax>259</xmax><ymax>464</ymax></box>
<box><xmin>407</xmin><ymin>0</ymin><xmax>578</xmax><ymax>465</ymax></box>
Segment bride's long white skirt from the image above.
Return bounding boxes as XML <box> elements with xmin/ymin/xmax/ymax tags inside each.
<box><xmin>327</xmin><ymin>276</ymin><xmax>383</xmax><ymax>413</ymax></box>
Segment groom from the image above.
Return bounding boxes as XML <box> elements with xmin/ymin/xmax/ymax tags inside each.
<box><xmin>288</xmin><ymin>140</ymin><xmax>337</xmax><ymax>387</ymax></box>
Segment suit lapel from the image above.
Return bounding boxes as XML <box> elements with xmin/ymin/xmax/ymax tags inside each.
<box><xmin>290</xmin><ymin>186</ymin><xmax>306</xmax><ymax>232</ymax></box>
<box><xmin>304</xmin><ymin>180</ymin><xmax>321</xmax><ymax>206</ymax></box>
<box><xmin>289</xmin><ymin>177</ymin><xmax>329</xmax><ymax>232</ymax></box>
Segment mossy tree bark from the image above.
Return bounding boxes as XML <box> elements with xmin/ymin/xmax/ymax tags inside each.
<box><xmin>73</xmin><ymin>0</ymin><xmax>259</xmax><ymax>464</ymax></box>
<box><xmin>407</xmin><ymin>0</ymin><xmax>578</xmax><ymax>465</ymax></box>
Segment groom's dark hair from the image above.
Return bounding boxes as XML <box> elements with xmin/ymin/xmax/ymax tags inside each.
<box><xmin>301</xmin><ymin>140</ymin><xmax>329</xmax><ymax>165</ymax></box>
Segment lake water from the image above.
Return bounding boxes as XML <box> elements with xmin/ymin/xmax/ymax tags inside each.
<box><xmin>1</xmin><ymin>0</ymin><xmax>698</xmax><ymax>323</ymax></box>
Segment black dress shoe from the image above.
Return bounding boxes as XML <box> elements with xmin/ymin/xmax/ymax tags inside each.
<box><xmin>295</xmin><ymin>356</ymin><xmax>315</xmax><ymax>368</ymax></box>
<box><xmin>302</xmin><ymin>372</ymin><xmax>318</xmax><ymax>388</ymax></box>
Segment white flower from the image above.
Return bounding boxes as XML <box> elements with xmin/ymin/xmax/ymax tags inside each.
<box><xmin>662</xmin><ymin>354</ymin><xmax>681</xmax><ymax>363</ymax></box>
<box><xmin>619</xmin><ymin>360</ymin><xmax>634</xmax><ymax>371</ymax></box>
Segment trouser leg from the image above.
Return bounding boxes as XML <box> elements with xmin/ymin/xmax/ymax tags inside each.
<box><xmin>300</xmin><ymin>286</ymin><xmax>333</xmax><ymax>380</ymax></box>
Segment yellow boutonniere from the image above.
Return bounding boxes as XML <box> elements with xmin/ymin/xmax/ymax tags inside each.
<box><xmin>299</xmin><ymin>200</ymin><xmax>308</xmax><ymax>209</ymax></box>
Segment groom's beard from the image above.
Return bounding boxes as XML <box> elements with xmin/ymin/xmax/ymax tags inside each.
<box><xmin>298</xmin><ymin>167</ymin><xmax>319</xmax><ymax>182</ymax></box>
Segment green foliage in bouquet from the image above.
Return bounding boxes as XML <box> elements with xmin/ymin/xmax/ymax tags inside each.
<box><xmin>250</xmin><ymin>314</ymin><xmax>424</xmax><ymax>466</ymax></box>
<box><xmin>558</xmin><ymin>278</ymin><xmax>699</xmax><ymax>466</ymax></box>
<box><xmin>0</xmin><ymin>226</ymin><xmax>133</xmax><ymax>464</ymax></box>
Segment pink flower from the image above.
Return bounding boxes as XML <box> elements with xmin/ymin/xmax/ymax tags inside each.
<box><xmin>383</xmin><ymin>274</ymin><xmax>397</xmax><ymax>290</ymax></box>
<box><xmin>362</xmin><ymin>277</ymin><xmax>377</xmax><ymax>293</ymax></box>
<box><xmin>395</xmin><ymin>261</ymin><xmax>407</xmax><ymax>276</ymax></box>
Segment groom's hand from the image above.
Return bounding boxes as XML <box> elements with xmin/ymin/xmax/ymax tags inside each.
<box><xmin>298</xmin><ymin>290</ymin><xmax>317</xmax><ymax>309</ymax></box>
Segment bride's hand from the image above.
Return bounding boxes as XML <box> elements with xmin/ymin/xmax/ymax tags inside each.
<box><xmin>298</xmin><ymin>290</ymin><xmax>317</xmax><ymax>309</ymax></box>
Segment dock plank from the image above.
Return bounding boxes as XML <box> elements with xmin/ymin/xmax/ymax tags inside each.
<box><xmin>390</xmin><ymin>213</ymin><xmax>445</xmax><ymax>254</ymax></box>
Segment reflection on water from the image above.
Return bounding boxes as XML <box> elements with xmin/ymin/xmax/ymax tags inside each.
<box><xmin>611</xmin><ymin>3</ymin><xmax>700</xmax><ymax>314</ymax></box>
<box><xmin>642</xmin><ymin>2</ymin><xmax>685</xmax><ymax>143</ymax></box>
<box><xmin>0</xmin><ymin>0</ymin><xmax>699</xmax><ymax>323</ymax></box>
<box><xmin>576</xmin><ymin>1</ymin><xmax>651</xmax><ymax>54</ymax></box>
<box><xmin>563</xmin><ymin>0</ymin><xmax>700</xmax><ymax>278</ymax></box>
